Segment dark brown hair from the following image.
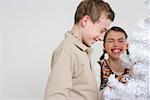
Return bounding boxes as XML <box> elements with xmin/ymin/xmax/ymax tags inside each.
<box><xmin>74</xmin><ymin>0</ymin><xmax>115</xmax><ymax>24</ymax></box>
<box><xmin>103</xmin><ymin>26</ymin><xmax>128</xmax><ymax>43</ymax></box>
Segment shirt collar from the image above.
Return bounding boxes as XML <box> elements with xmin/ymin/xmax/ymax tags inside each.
<box><xmin>65</xmin><ymin>31</ymin><xmax>93</xmax><ymax>56</ymax></box>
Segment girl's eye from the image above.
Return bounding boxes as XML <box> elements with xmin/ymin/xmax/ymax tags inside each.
<box><xmin>119</xmin><ymin>40</ymin><xmax>124</xmax><ymax>42</ymax></box>
<box><xmin>118</xmin><ymin>38</ymin><xmax>126</xmax><ymax>42</ymax></box>
<box><xmin>108</xmin><ymin>40</ymin><xmax>114</xmax><ymax>43</ymax></box>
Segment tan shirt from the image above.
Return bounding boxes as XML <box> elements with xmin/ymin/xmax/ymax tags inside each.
<box><xmin>44</xmin><ymin>32</ymin><xmax>99</xmax><ymax>100</ymax></box>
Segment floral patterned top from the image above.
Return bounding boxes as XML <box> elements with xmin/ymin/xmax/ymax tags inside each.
<box><xmin>93</xmin><ymin>59</ymin><xmax>130</xmax><ymax>90</ymax></box>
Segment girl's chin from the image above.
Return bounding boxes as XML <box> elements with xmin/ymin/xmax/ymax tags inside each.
<box><xmin>110</xmin><ymin>54</ymin><xmax>121</xmax><ymax>59</ymax></box>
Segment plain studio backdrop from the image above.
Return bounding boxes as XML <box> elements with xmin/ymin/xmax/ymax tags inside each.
<box><xmin>0</xmin><ymin>0</ymin><xmax>149</xmax><ymax>100</ymax></box>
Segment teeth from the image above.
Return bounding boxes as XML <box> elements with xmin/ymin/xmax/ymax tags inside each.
<box><xmin>112</xmin><ymin>49</ymin><xmax>121</xmax><ymax>53</ymax></box>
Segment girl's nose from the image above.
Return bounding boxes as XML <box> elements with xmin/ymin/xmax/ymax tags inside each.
<box><xmin>113</xmin><ymin>41</ymin><xmax>119</xmax><ymax>47</ymax></box>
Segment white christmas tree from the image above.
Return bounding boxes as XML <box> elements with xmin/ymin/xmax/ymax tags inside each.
<box><xmin>103</xmin><ymin>0</ymin><xmax>150</xmax><ymax>99</ymax></box>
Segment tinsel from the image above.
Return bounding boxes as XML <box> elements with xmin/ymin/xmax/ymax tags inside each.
<box><xmin>102</xmin><ymin>0</ymin><xmax>150</xmax><ymax>99</ymax></box>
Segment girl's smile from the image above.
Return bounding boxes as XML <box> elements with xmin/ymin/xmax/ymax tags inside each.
<box><xmin>111</xmin><ymin>48</ymin><xmax>122</xmax><ymax>54</ymax></box>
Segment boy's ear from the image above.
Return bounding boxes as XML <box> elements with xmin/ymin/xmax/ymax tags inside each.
<box><xmin>80</xmin><ymin>15</ymin><xmax>90</xmax><ymax>27</ymax></box>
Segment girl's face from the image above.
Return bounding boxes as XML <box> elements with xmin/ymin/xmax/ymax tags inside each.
<box><xmin>104</xmin><ymin>30</ymin><xmax>128</xmax><ymax>60</ymax></box>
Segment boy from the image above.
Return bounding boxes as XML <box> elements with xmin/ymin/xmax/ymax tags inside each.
<box><xmin>45</xmin><ymin>0</ymin><xmax>115</xmax><ymax>100</ymax></box>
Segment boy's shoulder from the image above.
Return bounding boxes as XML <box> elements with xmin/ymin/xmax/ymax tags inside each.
<box><xmin>54</xmin><ymin>39</ymin><xmax>73</xmax><ymax>53</ymax></box>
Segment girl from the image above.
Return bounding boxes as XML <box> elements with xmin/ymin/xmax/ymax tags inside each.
<box><xmin>93</xmin><ymin>26</ymin><xmax>132</xmax><ymax>100</ymax></box>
